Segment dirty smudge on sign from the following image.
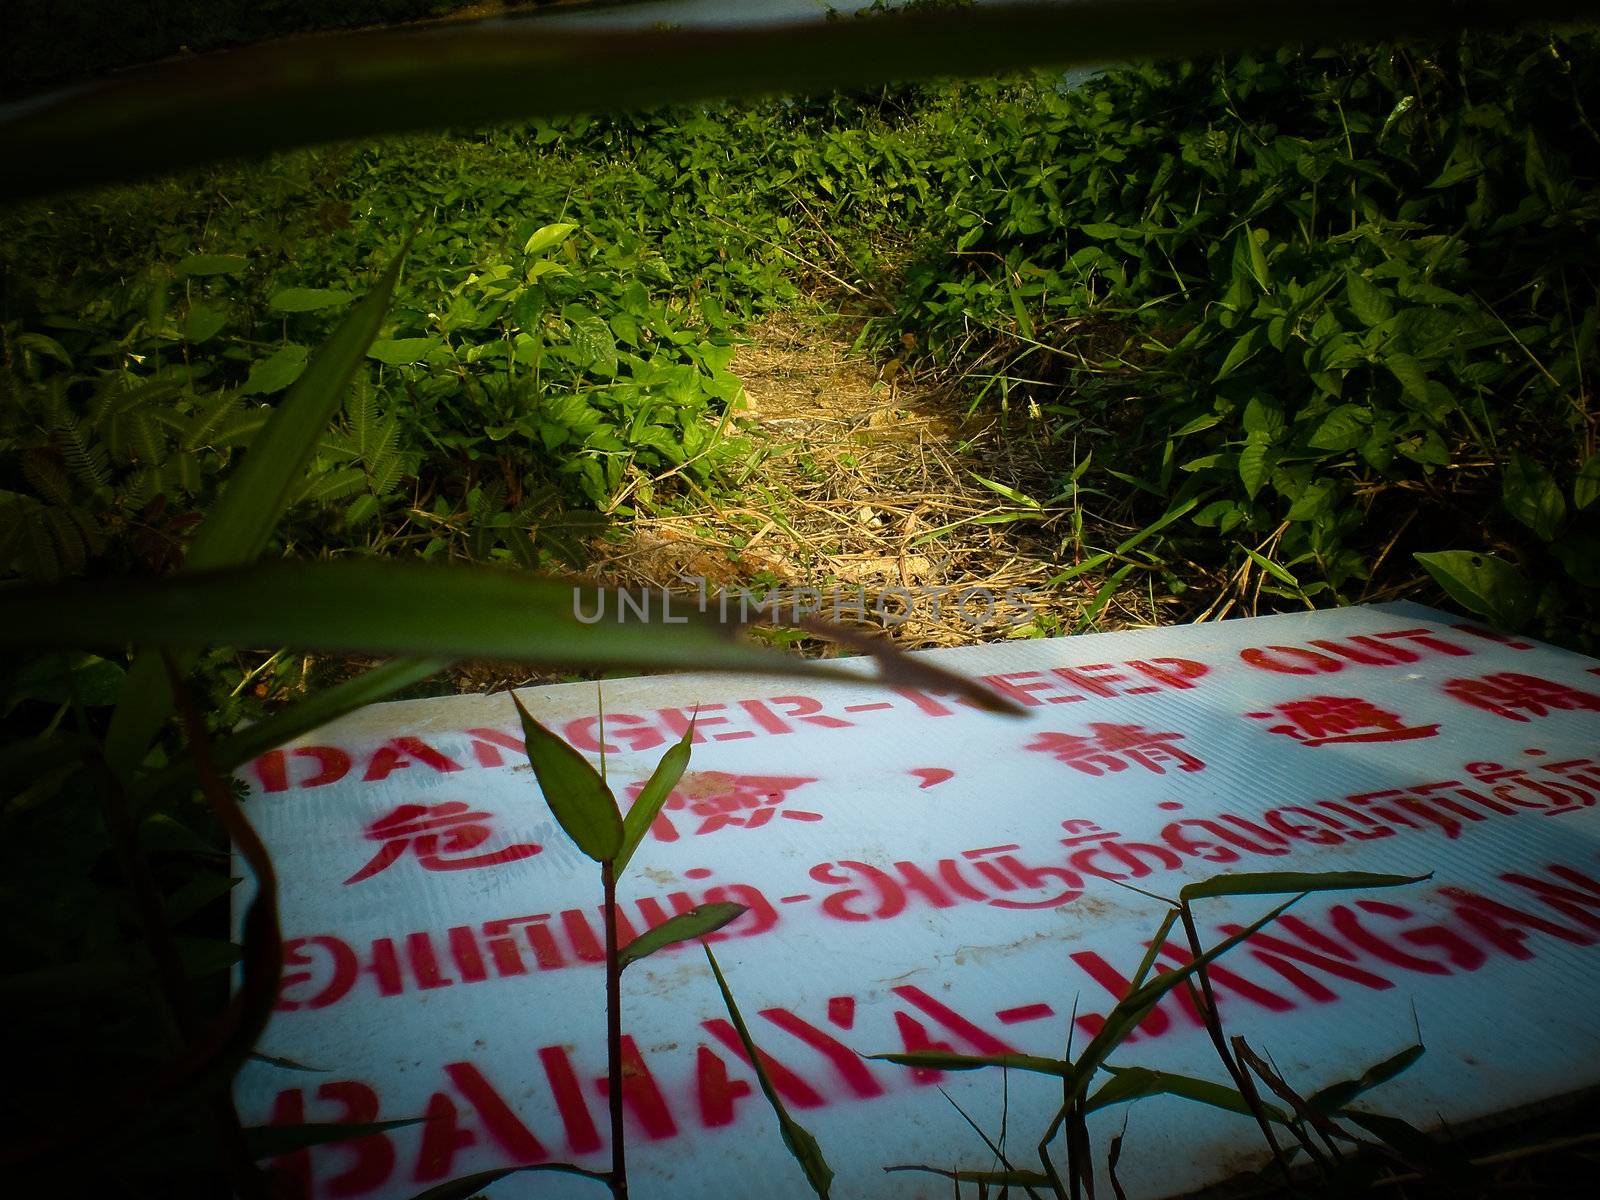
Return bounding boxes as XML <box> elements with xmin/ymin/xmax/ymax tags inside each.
<box><xmin>232</xmin><ymin>602</ymin><xmax>1600</xmax><ymax>1198</ymax></box>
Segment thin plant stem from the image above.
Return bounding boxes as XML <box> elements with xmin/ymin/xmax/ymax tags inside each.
<box><xmin>1177</xmin><ymin>903</ymin><xmax>1301</xmax><ymax>1195</ymax></box>
<box><xmin>602</xmin><ymin>858</ymin><xmax>628</xmax><ymax>1200</ymax></box>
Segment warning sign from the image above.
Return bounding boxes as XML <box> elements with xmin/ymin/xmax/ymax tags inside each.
<box><xmin>233</xmin><ymin>603</ymin><xmax>1600</xmax><ymax>1197</ymax></box>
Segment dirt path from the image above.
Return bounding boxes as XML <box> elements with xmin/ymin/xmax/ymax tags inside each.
<box><xmin>588</xmin><ymin>310</ymin><xmax>1166</xmax><ymax>652</ymax></box>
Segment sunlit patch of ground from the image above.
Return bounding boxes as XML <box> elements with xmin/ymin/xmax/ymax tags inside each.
<box><xmin>588</xmin><ymin>306</ymin><xmax>1181</xmax><ymax>654</ymax></box>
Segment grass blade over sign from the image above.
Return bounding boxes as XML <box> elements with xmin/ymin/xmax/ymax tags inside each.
<box><xmin>1308</xmin><ymin>1044</ymin><xmax>1427</xmax><ymax>1114</ymax></box>
<box><xmin>0</xmin><ymin>559</ymin><xmax>1017</xmax><ymax>708</ymax></box>
<box><xmin>1070</xmin><ymin>893</ymin><xmax>1308</xmax><ymax>1097</ymax></box>
<box><xmin>1086</xmin><ymin>1065</ymin><xmax>1290</xmax><ymax>1123</ymax></box>
<box><xmin>1178</xmin><ymin>871</ymin><xmax>1431</xmax><ymax>902</ymax></box>
<box><xmin>703</xmin><ymin>942</ymin><xmax>834</xmax><ymax>1199</ymax></box>
<box><xmin>2</xmin><ymin>2</ymin><xmax>1590</xmax><ymax>202</ymax></box>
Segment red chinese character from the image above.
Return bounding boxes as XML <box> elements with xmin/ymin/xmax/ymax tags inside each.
<box><xmin>1443</xmin><ymin>672</ymin><xmax>1600</xmax><ymax>723</ymax></box>
<box><xmin>627</xmin><ymin>773</ymin><xmax>822</xmax><ymax>842</ymax></box>
<box><xmin>344</xmin><ymin>802</ymin><xmax>542</xmax><ymax>884</ymax></box>
<box><xmin>1246</xmin><ymin>696</ymin><xmax>1438</xmax><ymax>746</ymax></box>
<box><xmin>1024</xmin><ymin>723</ymin><xmax>1204</xmax><ymax>776</ymax></box>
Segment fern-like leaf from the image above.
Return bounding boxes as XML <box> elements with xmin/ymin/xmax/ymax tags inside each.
<box><xmin>292</xmin><ymin>467</ymin><xmax>368</xmax><ymax>507</ymax></box>
<box><xmin>344</xmin><ymin>492</ymin><xmax>381</xmax><ymax>527</ymax></box>
<box><xmin>212</xmin><ymin>407</ymin><xmax>269</xmax><ymax>448</ymax></box>
<box><xmin>20</xmin><ymin>450</ymin><xmax>74</xmax><ymax>507</ymax></box>
<box><xmin>126</xmin><ymin>410</ymin><xmax>166</xmax><ymax>467</ymax></box>
<box><xmin>43</xmin><ymin>506</ymin><xmax>87</xmax><ymax>576</ymax></box>
<box><xmin>182</xmin><ymin>390</ymin><xmax>241</xmax><ymax>451</ymax></box>
<box><xmin>347</xmin><ymin>380</ymin><xmax>379</xmax><ymax>459</ymax></box>
<box><xmin>45</xmin><ymin>386</ymin><xmax>111</xmax><ymax>489</ymax></box>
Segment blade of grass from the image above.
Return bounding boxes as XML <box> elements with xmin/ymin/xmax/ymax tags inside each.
<box><xmin>1179</xmin><ymin>871</ymin><xmax>1430</xmax><ymax>902</ymax></box>
<box><xmin>1069</xmin><ymin>894</ymin><xmax>1306</xmax><ymax>1099</ymax></box>
<box><xmin>1309</xmin><ymin>1045</ymin><xmax>1426</xmax><ymax>1115</ymax></box>
<box><xmin>933</xmin><ymin>1085</ymin><xmax>1047</xmax><ymax>1200</ymax></box>
<box><xmin>1087</xmin><ymin>1066</ymin><xmax>1289</xmax><ymax>1123</ymax></box>
<box><xmin>1</xmin><ymin>559</ymin><xmax>1017</xmax><ymax>711</ymax></box>
<box><xmin>703</xmin><ymin>942</ymin><xmax>833</xmax><ymax>1199</ymax></box>
<box><xmin>104</xmin><ymin>243</ymin><xmax>410</xmax><ymax>776</ymax></box>
<box><xmin>4</xmin><ymin>3</ymin><xmax>1586</xmax><ymax>203</ymax></box>
<box><xmin>1342</xmin><ymin>1110</ymin><xmax>1472</xmax><ymax>1184</ymax></box>
<box><xmin>1176</xmin><ymin>899</ymin><xmax>1298</xmax><ymax>1187</ymax></box>
<box><xmin>1231</xmin><ymin>1036</ymin><xmax>1339</xmax><ymax>1169</ymax></box>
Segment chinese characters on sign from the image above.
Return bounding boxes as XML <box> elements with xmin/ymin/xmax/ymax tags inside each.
<box><xmin>237</xmin><ymin>605</ymin><xmax>1600</xmax><ymax>1200</ymax></box>
<box><xmin>345</xmin><ymin>802</ymin><xmax>543</xmax><ymax>885</ymax></box>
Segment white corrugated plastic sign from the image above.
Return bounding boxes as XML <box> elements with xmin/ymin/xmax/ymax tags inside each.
<box><xmin>232</xmin><ymin>602</ymin><xmax>1600</xmax><ymax>1198</ymax></box>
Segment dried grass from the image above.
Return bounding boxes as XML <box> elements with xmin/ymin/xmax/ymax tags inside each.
<box><xmin>587</xmin><ymin>309</ymin><xmax>1176</xmax><ymax>653</ymax></box>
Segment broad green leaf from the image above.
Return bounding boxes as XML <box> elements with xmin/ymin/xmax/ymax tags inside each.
<box><xmin>1238</xmin><ymin>439</ymin><xmax>1271</xmax><ymax>500</ymax></box>
<box><xmin>178</xmin><ymin>253</ymin><xmax>248</xmax><ymax>277</ymax></box>
<box><xmin>1215</xmin><ymin>326</ymin><xmax>1262</xmax><ymax>380</ymax></box>
<box><xmin>1551</xmin><ymin>533</ymin><xmax>1600</xmax><ymax>588</ymax></box>
<box><xmin>1172</xmin><ymin>412</ymin><xmax>1223</xmax><ymax>437</ymax></box>
<box><xmin>524</xmin><ymin>222</ymin><xmax>578</xmax><ymax>255</ymax></box>
<box><xmin>241</xmin><ymin>345</ymin><xmax>309</xmax><ymax>395</ymax></box>
<box><xmin>1245</xmin><ymin>225</ymin><xmax>1271</xmax><ymax>290</ymax></box>
<box><xmin>1575</xmin><ymin>452</ymin><xmax>1600</xmax><ymax>511</ymax></box>
<box><xmin>1307</xmin><ymin>403</ymin><xmax>1370</xmax><ymax>451</ymax></box>
<box><xmin>511</xmin><ymin>694</ymin><xmax>621</xmax><ymax>863</ymax></box>
<box><xmin>1309</xmin><ymin>1044</ymin><xmax>1425</xmax><ymax>1114</ymax></box>
<box><xmin>1345</xmin><ymin>272</ymin><xmax>1393</xmax><ymax>326</ymax></box>
<box><xmin>1179</xmin><ymin>871</ymin><xmax>1429</xmax><ymax>902</ymax></box>
<box><xmin>618</xmin><ymin>901</ymin><xmax>745</xmax><ymax>970</ymax></box>
<box><xmin>1414</xmin><ymin>550</ymin><xmax>1534</xmax><ymax>627</ymax></box>
<box><xmin>569</xmin><ymin>313</ymin><xmax>618</xmax><ymax>378</ymax></box>
<box><xmin>104</xmin><ymin>246</ymin><xmax>408</xmax><ymax>776</ymax></box>
<box><xmin>367</xmin><ymin>337</ymin><xmax>441</xmax><ymax>365</ymax></box>
<box><xmin>3</xmin><ymin>4</ymin><xmax>1553</xmax><ymax>203</ymax></box>
<box><xmin>1501</xmin><ymin>451</ymin><xmax>1566</xmax><ymax>542</ymax></box>
<box><xmin>1088</xmin><ymin>1065</ymin><xmax>1289</xmax><ymax>1122</ymax></box>
<box><xmin>1387</xmin><ymin>353</ymin><xmax>1430</xmax><ymax>404</ymax></box>
<box><xmin>1241</xmin><ymin>396</ymin><xmax>1284</xmax><ymax>438</ymax></box>
<box><xmin>616</xmin><ymin>725</ymin><xmax>694</xmax><ymax>874</ymax></box>
<box><xmin>705</xmin><ymin>942</ymin><xmax>834</xmax><ymax>1199</ymax></box>
<box><xmin>181</xmin><ymin>304</ymin><xmax>226</xmax><ymax>344</ymax></box>
<box><xmin>14</xmin><ymin>331</ymin><xmax>72</xmax><ymax>367</ymax></box>
<box><xmin>868</xmin><ymin>1050</ymin><xmax>1069</xmax><ymax>1077</ymax></box>
<box><xmin>270</xmin><ymin>287</ymin><xmax>354</xmax><ymax>313</ymax></box>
